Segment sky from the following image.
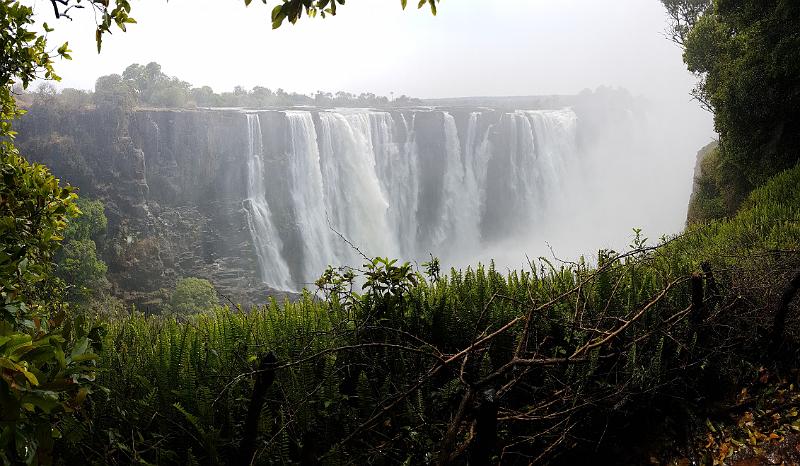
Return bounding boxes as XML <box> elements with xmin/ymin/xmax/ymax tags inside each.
<box><xmin>32</xmin><ymin>0</ymin><xmax>706</xmax><ymax>104</ymax></box>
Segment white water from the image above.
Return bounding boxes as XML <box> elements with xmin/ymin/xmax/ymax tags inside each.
<box><xmin>243</xmin><ymin>113</ymin><xmax>293</xmax><ymax>289</ymax></box>
<box><xmin>244</xmin><ymin>108</ymin><xmax>579</xmax><ymax>290</ymax></box>
<box><xmin>373</xmin><ymin>112</ymin><xmax>420</xmax><ymax>258</ymax></box>
<box><xmin>435</xmin><ymin>112</ymin><xmax>482</xmax><ymax>259</ymax></box>
<box><xmin>317</xmin><ymin>111</ymin><xmax>396</xmax><ymax>264</ymax></box>
<box><xmin>285</xmin><ymin>111</ymin><xmax>336</xmax><ymax>285</ymax></box>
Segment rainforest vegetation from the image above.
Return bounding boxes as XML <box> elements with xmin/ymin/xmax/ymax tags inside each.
<box><xmin>1</xmin><ymin>0</ymin><xmax>800</xmax><ymax>464</ymax></box>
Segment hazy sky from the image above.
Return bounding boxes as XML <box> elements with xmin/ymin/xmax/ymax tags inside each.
<box><xmin>33</xmin><ymin>0</ymin><xmax>704</xmax><ymax>103</ymax></box>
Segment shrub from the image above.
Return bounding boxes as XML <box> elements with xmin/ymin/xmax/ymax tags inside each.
<box><xmin>169</xmin><ymin>277</ymin><xmax>218</xmax><ymax>315</ymax></box>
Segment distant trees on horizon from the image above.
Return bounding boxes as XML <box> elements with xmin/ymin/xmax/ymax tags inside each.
<box><xmin>20</xmin><ymin>61</ymin><xmax>423</xmax><ymax>111</ymax></box>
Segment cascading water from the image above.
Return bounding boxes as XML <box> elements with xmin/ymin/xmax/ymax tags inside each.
<box><xmin>317</xmin><ymin>111</ymin><xmax>395</xmax><ymax>264</ymax></box>
<box><xmin>285</xmin><ymin>111</ymin><xmax>336</xmax><ymax>284</ymax></box>
<box><xmin>245</xmin><ymin>108</ymin><xmax>578</xmax><ymax>290</ymax></box>
<box><xmin>243</xmin><ymin>113</ymin><xmax>293</xmax><ymax>290</ymax></box>
<box><xmin>434</xmin><ymin>112</ymin><xmax>481</xmax><ymax>257</ymax></box>
<box><xmin>373</xmin><ymin>112</ymin><xmax>420</xmax><ymax>258</ymax></box>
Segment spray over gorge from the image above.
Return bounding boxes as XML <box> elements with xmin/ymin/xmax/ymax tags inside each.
<box><xmin>241</xmin><ymin>108</ymin><xmax>576</xmax><ymax>289</ymax></box>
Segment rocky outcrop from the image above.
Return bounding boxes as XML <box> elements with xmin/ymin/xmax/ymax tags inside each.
<box><xmin>16</xmin><ymin>108</ymin><xmax>287</xmax><ymax>307</ymax></box>
<box><xmin>686</xmin><ymin>141</ymin><xmax>722</xmax><ymax>224</ymax></box>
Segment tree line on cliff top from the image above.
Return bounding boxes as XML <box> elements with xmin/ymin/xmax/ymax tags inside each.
<box><xmin>19</xmin><ymin>61</ymin><xmax>423</xmax><ymax>111</ymax></box>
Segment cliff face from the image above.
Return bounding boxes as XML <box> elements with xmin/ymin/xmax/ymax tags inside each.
<box><xmin>14</xmin><ymin>90</ymin><xmax>643</xmax><ymax>306</ymax></box>
<box><xmin>17</xmin><ymin>108</ymin><xmax>272</xmax><ymax>307</ymax></box>
<box><xmin>685</xmin><ymin>141</ymin><xmax>728</xmax><ymax>225</ymax></box>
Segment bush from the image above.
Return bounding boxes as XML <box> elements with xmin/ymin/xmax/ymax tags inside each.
<box><xmin>169</xmin><ymin>277</ymin><xmax>218</xmax><ymax>315</ymax></box>
<box><xmin>55</xmin><ymin>198</ymin><xmax>111</xmax><ymax>306</ymax></box>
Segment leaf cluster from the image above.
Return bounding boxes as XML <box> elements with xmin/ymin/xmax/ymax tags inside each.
<box><xmin>254</xmin><ymin>0</ymin><xmax>439</xmax><ymax>29</ymax></box>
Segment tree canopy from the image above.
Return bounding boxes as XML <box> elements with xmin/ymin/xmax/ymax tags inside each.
<box><xmin>663</xmin><ymin>0</ymin><xmax>800</xmax><ymax>219</ymax></box>
<box><xmin>169</xmin><ymin>277</ymin><xmax>218</xmax><ymax>315</ymax></box>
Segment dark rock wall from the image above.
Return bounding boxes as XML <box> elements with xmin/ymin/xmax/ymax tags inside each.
<box><xmin>16</xmin><ymin>108</ymin><xmax>277</xmax><ymax>307</ymax></box>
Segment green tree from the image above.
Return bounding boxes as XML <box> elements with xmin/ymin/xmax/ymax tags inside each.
<box><xmin>266</xmin><ymin>0</ymin><xmax>438</xmax><ymax>29</ymax></box>
<box><xmin>169</xmin><ymin>277</ymin><xmax>218</xmax><ymax>315</ymax></box>
<box><xmin>0</xmin><ymin>1</ymin><xmax>129</xmax><ymax>461</ymax></box>
<box><xmin>664</xmin><ymin>0</ymin><xmax>800</xmax><ymax>219</ymax></box>
<box><xmin>63</xmin><ymin>198</ymin><xmax>107</xmax><ymax>242</ymax></box>
<box><xmin>661</xmin><ymin>0</ymin><xmax>711</xmax><ymax>47</ymax></box>
<box><xmin>56</xmin><ymin>199</ymin><xmax>110</xmax><ymax>305</ymax></box>
<box><xmin>93</xmin><ymin>73</ymin><xmax>136</xmax><ymax>111</ymax></box>
<box><xmin>120</xmin><ymin>61</ymin><xmax>191</xmax><ymax>107</ymax></box>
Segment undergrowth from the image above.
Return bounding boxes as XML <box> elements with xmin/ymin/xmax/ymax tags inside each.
<box><xmin>53</xmin><ymin>164</ymin><xmax>800</xmax><ymax>465</ymax></box>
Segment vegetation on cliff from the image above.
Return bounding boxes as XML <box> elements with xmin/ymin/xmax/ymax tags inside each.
<box><xmin>21</xmin><ymin>62</ymin><xmax>424</xmax><ymax>111</ymax></box>
<box><xmin>677</xmin><ymin>0</ymin><xmax>800</xmax><ymax>222</ymax></box>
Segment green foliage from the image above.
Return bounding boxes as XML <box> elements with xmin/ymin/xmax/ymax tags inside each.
<box><xmin>661</xmin><ymin>0</ymin><xmax>711</xmax><ymax>46</ymax></box>
<box><xmin>0</xmin><ymin>142</ymin><xmax>103</xmax><ymax>464</ymax></box>
<box><xmin>363</xmin><ymin>257</ymin><xmax>418</xmax><ymax>298</ymax></box>
<box><xmin>169</xmin><ymin>278</ymin><xmax>218</xmax><ymax>315</ymax></box>
<box><xmin>121</xmin><ymin>62</ymin><xmax>191</xmax><ymax>108</ymax></box>
<box><xmin>0</xmin><ymin>145</ymin><xmax>79</xmax><ymax>326</ymax></box>
<box><xmin>0</xmin><ymin>1</ymin><xmax>130</xmax><ymax>460</ymax></box>
<box><xmin>93</xmin><ymin>73</ymin><xmax>137</xmax><ymax>113</ymax></box>
<box><xmin>64</xmin><ymin>198</ymin><xmax>107</xmax><ymax>242</ymax></box>
<box><xmin>0</xmin><ymin>1</ymin><xmax>67</xmax><ymax>91</ymax></box>
<box><xmin>53</xmin><ymin>198</ymin><xmax>110</xmax><ymax>306</ymax></box>
<box><xmin>57</xmin><ymin>240</ymin><xmax>108</xmax><ymax>303</ymax></box>
<box><xmin>49</xmin><ymin>164</ymin><xmax>800</xmax><ymax>464</ymax></box>
<box><xmin>264</xmin><ymin>0</ymin><xmax>439</xmax><ymax>29</ymax></box>
<box><xmin>677</xmin><ymin>0</ymin><xmax>800</xmax><ymax>210</ymax></box>
<box><xmin>686</xmin><ymin>142</ymin><xmax>747</xmax><ymax>222</ymax></box>
<box><xmin>78</xmin><ymin>62</ymin><xmax>420</xmax><ymax>109</ymax></box>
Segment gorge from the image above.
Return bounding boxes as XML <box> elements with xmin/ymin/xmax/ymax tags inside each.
<box><xmin>15</xmin><ymin>90</ymin><xmax>690</xmax><ymax>306</ymax></box>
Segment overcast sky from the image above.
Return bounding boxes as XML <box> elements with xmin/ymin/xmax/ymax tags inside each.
<box><xmin>32</xmin><ymin>0</ymin><xmax>705</xmax><ymax>103</ymax></box>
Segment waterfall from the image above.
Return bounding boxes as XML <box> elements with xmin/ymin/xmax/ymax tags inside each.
<box><xmin>374</xmin><ymin>112</ymin><xmax>420</xmax><ymax>258</ymax></box>
<box><xmin>285</xmin><ymin>111</ymin><xmax>335</xmax><ymax>284</ymax></box>
<box><xmin>434</xmin><ymin>112</ymin><xmax>481</xmax><ymax>256</ymax></box>
<box><xmin>317</xmin><ymin>111</ymin><xmax>395</xmax><ymax>264</ymax></box>
<box><xmin>244</xmin><ymin>107</ymin><xmax>579</xmax><ymax>291</ymax></box>
<box><xmin>243</xmin><ymin>113</ymin><xmax>293</xmax><ymax>290</ymax></box>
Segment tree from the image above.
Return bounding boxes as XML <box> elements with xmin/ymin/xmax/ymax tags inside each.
<box><xmin>0</xmin><ymin>1</ymin><xmax>126</xmax><ymax>461</ymax></box>
<box><xmin>120</xmin><ymin>61</ymin><xmax>191</xmax><ymax>107</ymax></box>
<box><xmin>191</xmin><ymin>85</ymin><xmax>219</xmax><ymax>107</ymax></box>
<box><xmin>169</xmin><ymin>277</ymin><xmax>218</xmax><ymax>315</ymax></box>
<box><xmin>56</xmin><ymin>198</ymin><xmax>110</xmax><ymax>304</ymax></box>
<box><xmin>0</xmin><ymin>125</ymin><xmax>93</xmax><ymax>465</ymax></box>
<box><xmin>266</xmin><ymin>0</ymin><xmax>439</xmax><ymax>29</ymax></box>
<box><xmin>93</xmin><ymin>73</ymin><xmax>135</xmax><ymax>110</ymax></box>
<box><xmin>664</xmin><ymin>0</ymin><xmax>800</xmax><ymax>218</ymax></box>
<box><xmin>661</xmin><ymin>0</ymin><xmax>711</xmax><ymax>47</ymax></box>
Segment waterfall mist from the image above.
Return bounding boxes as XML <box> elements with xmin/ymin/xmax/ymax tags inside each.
<box><xmin>241</xmin><ymin>96</ymin><xmax>699</xmax><ymax>292</ymax></box>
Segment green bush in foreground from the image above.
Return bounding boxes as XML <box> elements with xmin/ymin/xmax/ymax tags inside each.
<box><xmin>0</xmin><ymin>123</ymin><xmax>100</xmax><ymax>465</ymax></box>
<box><xmin>52</xmin><ymin>164</ymin><xmax>800</xmax><ymax>464</ymax></box>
